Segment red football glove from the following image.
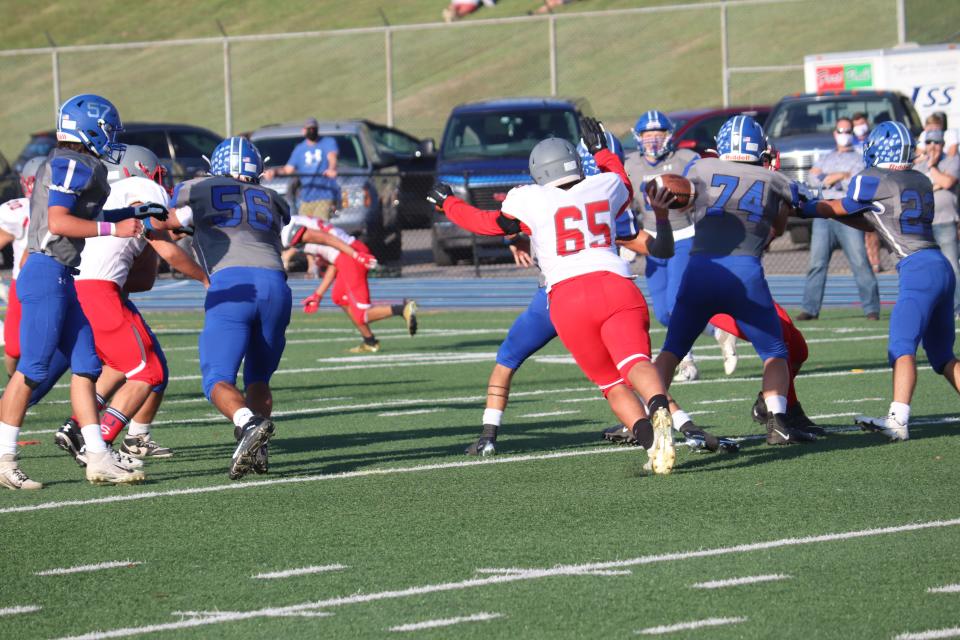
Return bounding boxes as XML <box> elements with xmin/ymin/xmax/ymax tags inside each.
<box><xmin>354</xmin><ymin>252</ymin><xmax>378</xmax><ymax>271</ymax></box>
<box><xmin>302</xmin><ymin>293</ymin><xmax>321</xmax><ymax>314</ymax></box>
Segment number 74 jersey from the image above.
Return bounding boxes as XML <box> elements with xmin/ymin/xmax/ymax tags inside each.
<box><xmin>171</xmin><ymin>175</ymin><xmax>291</xmax><ymax>275</ymax></box>
<box><xmin>501</xmin><ymin>172</ymin><xmax>632</xmax><ymax>291</ymax></box>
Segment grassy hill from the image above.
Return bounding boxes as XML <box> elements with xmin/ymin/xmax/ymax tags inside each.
<box><xmin>0</xmin><ymin>0</ymin><xmax>953</xmax><ymax>161</ymax></box>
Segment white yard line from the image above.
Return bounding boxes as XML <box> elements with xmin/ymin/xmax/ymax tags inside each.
<box><xmin>52</xmin><ymin>517</ymin><xmax>960</xmax><ymax>640</ymax></box>
<box><xmin>253</xmin><ymin>564</ymin><xmax>347</xmax><ymax>580</ymax></box>
<box><xmin>691</xmin><ymin>574</ymin><xmax>790</xmax><ymax>589</ymax></box>
<box><xmin>518</xmin><ymin>410</ymin><xmax>580</xmax><ymax>418</ymax></box>
<box><xmin>895</xmin><ymin>628</ymin><xmax>960</xmax><ymax>640</ymax></box>
<box><xmin>835</xmin><ymin>397</ymin><xmax>885</xmax><ymax>404</ymax></box>
<box><xmin>928</xmin><ymin>584</ymin><xmax>960</xmax><ymax>594</ymax></box>
<box><xmin>695</xmin><ymin>397</ymin><xmax>750</xmax><ymax>405</ymax></box>
<box><xmin>35</xmin><ymin>561</ymin><xmax>140</xmax><ymax>576</ymax></box>
<box><xmin>636</xmin><ymin>617</ymin><xmax>747</xmax><ymax>635</ymax></box>
<box><xmin>378</xmin><ymin>409</ymin><xmax>442</xmax><ymax>417</ymax></box>
<box><xmin>0</xmin><ymin>605</ymin><xmax>41</xmax><ymax>616</ymax></box>
<box><xmin>389</xmin><ymin>612</ymin><xmax>502</xmax><ymax>632</ymax></box>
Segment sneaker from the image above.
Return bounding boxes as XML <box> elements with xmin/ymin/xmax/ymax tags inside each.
<box><xmin>672</xmin><ymin>357</ymin><xmax>699</xmax><ymax>383</ymax></box>
<box><xmin>230</xmin><ymin>416</ymin><xmax>275</xmax><ymax>480</ymax></box>
<box><xmin>794</xmin><ymin>311</ymin><xmax>819</xmax><ymax>321</ymax></box>
<box><xmin>602</xmin><ymin>424</ymin><xmax>638</xmax><ymax>445</ymax></box>
<box><xmin>856</xmin><ymin>414</ymin><xmax>909</xmax><ymax>441</ymax></box>
<box><xmin>465</xmin><ymin>437</ymin><xmax>496</xmax><ymax>456</ymax></box>
<box><xmin>348</xmin><ymin>341</ymin><xmax>380</xmax><ymax>354</ymax></box>
<box><xmin>85</xmin><ymin>449</ymin><xmax>145</xmax><ymax>485</ymax></box>
<box><xmin>108</xmin><ymin>446</ymin><xmax>144</xmax><ymax>469</ymax></box>
<box><xmin>766</xmin><ymin>413</ymin><xmax>816</xmax><ymax>445</ymax></box>
<box><xmin>785</xmin><ymin>403</ymin><xmax>826</xmax><ymax>437</ymax></box>
<box><xmin>402</xmin><ymin>299</ymin><xmax>418</xmax><ymax>336</ymax></box>
<box><xmin>54</xmin><ymin>419</ymin><xmax>87</xmax><ymax>468</ymax></box>
<box><xmin>715</xmin><ymin>328</ymin><xmax>739</xmax><ymax>375</ymax></box>
<box><xmin>0</xmin><ymin>454</ymin><xmax>42</xmax><ymax>490</ymax></box>
<box><xmin>646</xmin><ymin>407</ymin><xmax>676</xmax><ymax>475</ymax></box>
<box><xmin>120</xmin><ymin>434</ymin><xmax>174</xmax><ymax>459</ymax></box>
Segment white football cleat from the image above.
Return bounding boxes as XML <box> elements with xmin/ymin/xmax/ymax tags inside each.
<box><xmin>646</xmin><ymin>407</ymin><xmax>676</xmax><ymax>475</ymax></box>
<box><xmin>856</xmin><ymin>414</ymin><xmax>909</xmax><ymax>441</ymax></box>
<box><xmin>715</xmin><ymin>328</ymin><xmax>738</xmax><ymax>375</ymax></box>
<box><xmin>672</xmin><ymin>356</ymin><xmax>699</xmax><ymax>383</ymax></box>
<box><xmin>0</xmin><ymin>454</ymin><xmax>42</xmax><ymax>490</ymax></box>
<box><xmin>85</xmin><ymin>450</ymin><xmax>145</xmax><ymax>485</ymax></box>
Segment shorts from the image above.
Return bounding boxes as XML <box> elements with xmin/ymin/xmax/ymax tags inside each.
<box><xmin>663</xmin><ymin>254</ymin><xmax>787</xmax><ymax>362</ymax></box>
<box><xmin>76</xmin><ymin>279</ymin><xmax>165</xmax><ymax>387</ymax></box>
<box><xmin>332</xmin><ymin>240</ymin><xmax>372</xmax><ymax>325</ymax></box>
<box><xmin>889</xmin><ymin>248</ymin><xmax>956</xmax><ymax>373</ymax></box>
<box><xmin>4</xmin><ymin>278</ymin><xmax>20</xmax><ymax>359</ymax></box>
<box><xmin>548</xmin><ymin>271</ymin><xmax>651</xmax><ymax>393</ymax></box>
<box><xmin>16</xmin><ymin>253</ymin><xmax>101</xmax><ymax>385</ymax></box>
<box><xmin>200</xmin><ymin>266</ymin><xmax>292</xmax><ymax>399</ymax></box>
<box><xmin>496</xmin><ymin>287</ymin><xmax>557</xmax><ymax>370</ymax></box>
<box><xmin>298</xmin><ymin>199</ymin><xmax>335</xmax><ymax>221</ymax></box>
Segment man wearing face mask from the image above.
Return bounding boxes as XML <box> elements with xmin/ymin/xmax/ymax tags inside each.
<box><xmin>796</xmin><ymin>117</ymin><xmax>880</xmax><ymax>321</ymax></box>
<box><xmin>264</xmin><ymin>117</ymin><xmax>340</xmax><ymax>221</ymax></box>
<box><xmin>852</xmin><ymin>112</ymin><xmax>871</xmax><ymax>150</ymax></box>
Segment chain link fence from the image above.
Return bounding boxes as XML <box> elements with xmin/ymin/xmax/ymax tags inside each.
<box><xmin>0</xmin><ymin>0</ymin><xmax>916</xmax><ymax>279</ymax></box>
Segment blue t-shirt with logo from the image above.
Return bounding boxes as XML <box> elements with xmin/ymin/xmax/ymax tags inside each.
<box><xmin>286</xmin><ymin>137</ymin><xmax>340</xmax><ymax>202</ymax></box>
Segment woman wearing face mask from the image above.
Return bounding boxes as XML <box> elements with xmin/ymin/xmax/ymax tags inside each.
<box><xmin>796</xmin><ymin>117</ymin><xmax>880</xmax><ymax>322</ymax></box>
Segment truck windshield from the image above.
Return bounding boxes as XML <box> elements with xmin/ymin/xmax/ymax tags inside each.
<box><xmin>254</xmin><ymin>134</ymin><xmax>368</xmax><ymax>170</ymax></box>
<box><xmin>441</xmin><ymin>110</ymin><xmax>579</xmax><ymax>160</ymax></box>
<box><xmin>766</xmin><ymin>97</ymin><xmax>900</xmax><ymax>137</ymax></box>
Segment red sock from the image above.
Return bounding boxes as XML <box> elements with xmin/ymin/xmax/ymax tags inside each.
<box><xmin>69</xmin><ymin>394</ymin><xmax>107</xmax><ymax>426</ymax></box>
<box><xmin>100</xmin><ymin>408</ymin><xmax>129</xmax><ymax>445</ymax></box>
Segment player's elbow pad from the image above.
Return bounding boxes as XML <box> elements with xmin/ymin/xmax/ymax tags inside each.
<box><xmin>648</xmin><ymin>223</ymin><xmax>675</xmax><ymax>259</ymax></box>
<box><xmin>496</xmin><ymin>214</ymin><xmax>522</xmax><ymax>235</ymax></box>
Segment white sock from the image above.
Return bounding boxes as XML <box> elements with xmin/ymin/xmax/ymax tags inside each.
<box><xmin>0</xmin><ymin>422</ymin><xmax>19</xmax><ymax>457</ymax></box>
<box><xmin>671</xmin><ymin>410</ymin><xmax>692</xmax><ymax>432</ymax></box>
<box><xmin>232</xmin><ymin>408</ymin><xmax>255</xmax><ymax>428</ymax></box>
<box><xmin>80</xmin><ymin>424</ymin><xmax>107</xmax><ymax>453</ymax></box>
<box><xmin>128</xmin><ymin>420</ymin><xmax>150</xmax><ymax>437</ymax></box>
<box><xmin>482</xmin><ymin>408</ymin><xmax>503</xmax><ymax>426</ymax></box>
<box><xmin>764</xmin><ymin>394</ymin><xmax>787</xmax><ymax>416</ymax></box>
<box><xmin>681</xmin><ymin>352</ymin><xmax>695</xmax><ymax>364</ymax></box>
<box><xmin>889</xmin><ymin>402</ymin><xmax>911</xmax><ymax>425</ymax></box>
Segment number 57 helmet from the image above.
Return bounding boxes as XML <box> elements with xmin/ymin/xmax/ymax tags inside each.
<box><xmin>56</xmin><ymin>94</ymin><xmax>126</xmax><ymax>164</ymax></box>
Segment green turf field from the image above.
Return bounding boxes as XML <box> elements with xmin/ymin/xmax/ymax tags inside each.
<box><xmin>2</xmin><ymin>308</ymin><xmax>960</xmax><ymax>639</ymax></box>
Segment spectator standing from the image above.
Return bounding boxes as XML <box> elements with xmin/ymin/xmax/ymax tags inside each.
<box><xmin>851</xmin><ymin>112</ymin><xmax>883</xmax><ymax>269</ymax></box>
<box><xmin>914</xmin><ymin>128</ymin><xmax>960</xmax><ymax>316</ymax></box>
<box><xmin>265</xmin><ymin>117</ymin><xmax>339</xmax><ymax>221</ymax></box>
<box><xmin>918</xmin><ymin>112</ymin><xmax>960</xmax><ymax>158</ymax></box>
<box><xmin>797</xmin><ymin>117</ymin><xmax>880</xmax><ymax>321</ymax></box>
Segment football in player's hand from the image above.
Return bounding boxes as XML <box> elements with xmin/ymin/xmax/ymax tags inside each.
<box><xmin>646</xmin><ymin>174</ymin><xmax>694</xmax><ymax>209</ymax></box>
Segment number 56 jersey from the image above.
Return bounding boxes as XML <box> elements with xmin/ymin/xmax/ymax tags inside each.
<box><xmin>684</xmin><ymin>157</ymin><xmax>796</xmax><ymax>258</ymax></box>
<box><xmin>171</xmin><ymin>176</ymin><xmax>291</xmax><ymax>275</ymax></box>
<box><xmin>501</xmin><ymin>172</ymin><xmax>631</xmax><ymax>290</ymax></box>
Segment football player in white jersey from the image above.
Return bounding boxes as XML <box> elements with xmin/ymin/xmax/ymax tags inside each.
<box><xmin>0</xmin><ymin>157</ymin><xmax>44</xmax><ymax>376</ymax></box>
<box><xmin>427</xmin><ymin>118</ymin><xmax>680</xmax><ymax>475</ymax></box>
<box><xmin>52</xmin><ymin>146</ymin><xmax>208</xmax><ymax>467</ymax></box>
<box><xmin>285</xmin><ymin>215</ymin><xmax>417</xmax><ymax>353</ymax></box>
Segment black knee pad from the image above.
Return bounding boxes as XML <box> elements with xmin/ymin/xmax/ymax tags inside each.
<box><xmin>22</xmin><ymin>375</ymin><xmax>41</xmax><ymax>390</ymax></box>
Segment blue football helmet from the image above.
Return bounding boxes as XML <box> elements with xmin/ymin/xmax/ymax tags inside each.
<box><xmin>210</xmin><ymin>137</ymin><xmax>264</xmax><ymax>182</ymax></box>
<box><xmin>633</xmin><ymin>110</ymin><xmax>674</xmax><ymax>160</ymax></box>
<box><xmin>577</xmin><ymin>131</ymin><xmax>624</xmax><ymax>176</ymax></box>
<box><xmin>863</xmin><ymin>121</ymin><xmax>914</xmax><ymax>169</ymax></box>
<box><xmin>715</xmin><ymin>115</ymin><xmax>766</xmax><ymax>163</ymax></box>
<box><xmin>56</xmin><ymin>94</ymin><xmax>125</xmax><ymax>164</ymax></box>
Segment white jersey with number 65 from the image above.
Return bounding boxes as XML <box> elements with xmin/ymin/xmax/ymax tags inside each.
<box><xmin>500</xmin><ymin>172</ymin><xmax>630</xmax><ymax>290</ymax></box>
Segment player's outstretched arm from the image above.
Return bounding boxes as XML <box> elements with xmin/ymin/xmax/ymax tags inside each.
<box><xmin>146</xmin><ymin>229</ymin><xmax>209</xmax><ymax>287</ymax></box>
<box><xmin>427</xmin><ymin>183</ymin><xmax>525</xmax><ymax>236</ymax></box>
<box><xmin>297</xmin><ymin>228</ymin><xmax>376</xmax><ymax>269</ymax></box>
<box><xmin>303</xmin><ymin>264</ymin><xmax>337</xmax><ymax>314</ymax></box>
<box><xmin>47</xmin><ymin>206</ymin><xmax>143</xmax><ymax>238</ymax></box>
<box><xmin>616</xmin><ymin>186</ymin><xmax>675</xmax><ymax>258</ymax></box>
<box><xmin>123</xmin><ymin>245</ymin><xmax>161</xmax><ymax>293</ymax></box>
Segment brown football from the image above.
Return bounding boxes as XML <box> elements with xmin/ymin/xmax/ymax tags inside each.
<box><xmin>645</xmin><ymin>173</ymin><xmax>694</xmax><ymax>209</ymax></box>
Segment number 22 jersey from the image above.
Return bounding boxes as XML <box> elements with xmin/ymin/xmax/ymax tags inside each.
<box><xmin>500</xmin><ymin>172</ymin><xmax>631</xmax><ymax>290</ymax></box>
<box><xmin>171</xmin><ymin>176</ymin><xmax>291</xmax><ymax>275</ymax></box>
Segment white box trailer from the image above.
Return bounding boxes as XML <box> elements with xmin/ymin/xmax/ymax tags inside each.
<box><xmin>804</xmin><ymin>43</ymin><xmax>960</xmax><ymax>128</ymax></box>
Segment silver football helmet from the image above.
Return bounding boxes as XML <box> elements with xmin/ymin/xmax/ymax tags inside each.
<box><xmin>529</xmin><ymin>137</ymin><xmax>583</xmax><ymax>187</ymax></box>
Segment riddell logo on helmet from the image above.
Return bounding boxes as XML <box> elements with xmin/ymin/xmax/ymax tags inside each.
<box><xmin>816</xmin><ymin>66</ymin><xmax>844</xmax><ymax>92</ymax></box>
<box><xmin>493</xmin><ymin>192</ymin><xmax>508</xmax><ymax>202</ymax></box>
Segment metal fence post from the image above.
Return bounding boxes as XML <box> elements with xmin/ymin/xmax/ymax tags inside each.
<box><xmin>896</xmin><ymin>0</ymin><xmax>906</xmax><ymax>45</ymax></box>
<box><xmin>51</xmin><ymin>49</ymin><xmax>61</xmax><ymax>120</ymax></box>
<box><xmin>720</xmin><ymin>1</ymin><xmax>729</xmax><ymax>108</ymax></box>
<box><xmin>217</xmin><ymin>21</ymin><xmax>233</xmax><ymax>136</ymax></box>
<box><xmin>385</xmin><ymin>27</ymin><xmax>394</xmax><ymax>126</ymax></box>
<box><xmin>549</xmin><ymin>14</ymin><xmax>558</xmax><ymax>97</ymax></box>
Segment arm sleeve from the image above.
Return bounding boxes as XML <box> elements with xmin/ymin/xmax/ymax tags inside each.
<box><xmin>595</xmin><ymin>149</ymin><xmax>634</xmax><ymax>208</ymax></box>
<box><xmin>47</xmin><ymin>156</ymin><xmax>94</xmax><ymax>210</ymax></box>
<box><xmin>840</xmin><ymin>174</ymin><xmax>882</xmax><ymax>214</ymax></box>
<box><xmin>442</xmin><ymin>197</ymin><xmax>514</xmax><ymax>236</ymax></box>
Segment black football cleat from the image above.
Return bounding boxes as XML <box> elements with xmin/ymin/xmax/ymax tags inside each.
<box><xmin>785</xmin><ymin>402</ymin><xmax>826</xmax><ymax>437</ymax></box>
<box><xmin>751</xmin><ymin>392</ymin><xmax>768</xmax><ymax>425</ymax></box>
<box><xmin>54</xmin><ymin>418</ymin><xmax>87</xmax><ymax>468</ymax></box>
<box><xmin>465</xmin><ymin>437</ymin><xmax>496</xmax><ymax>456</ymax></box>
<box><xmin>602</xmin><ymin>424</ymin><xmax>639</xmax><ymax>445</ymax></box>
<box><xmin>230</xmin><ymin>416</ymin><xmax>275</xmax><ymax>480</ymax></box>
<box><xmin>766</xmin><ymin>413</ymin><xmax>816</xmax><ymax>445</ymax></box>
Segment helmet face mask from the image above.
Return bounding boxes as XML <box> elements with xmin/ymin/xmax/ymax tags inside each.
<box><xmin>57</xmin><ymin>94</ymin><xmax>126</xmax><ymax>164</ymax></box>
<box><xmin>863</xmin><ymin>121</ymin><xmax>914</xmax><ymax>170</ymax></box>
<box><xmin>632</xmin><ymin>110</ymin><xmax>674</xmax><ymax>161</ymax></box>
<box><xmin>19</xmin><ymin>156</ymin><xmax>44</xmax><ymax>198</ymax></box>
<box><xmin>104</xmin><ymin>144</ymin><xmax>167</xmax><ymax>187</ymax></box>
<box><xmin>210</xmin><ymin>137</ymin><xmax>264</xmax><ymax>183</ymax></box>
<box><xmin>529</xmin><ymin>137</ymin><xmax>583</xmax><ymax>187</ymax></box>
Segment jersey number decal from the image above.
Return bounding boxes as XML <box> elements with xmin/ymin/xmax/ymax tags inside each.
<box><xmin>898</xmin><ymin>189</ymin><xmax>934</xmax><ymax>236</ymax></box>
<box><xmin>706</xmin><ymin>175</ymin><xmax>765</xmax><ymax>222</ymax></box>
<box><xmin>210</xmin><ymin>185</ymin><xmax>274</xmax><ymax>231</ymax></box>
<box><xmin>554</xmin><ymin>200</ymin><xmax>612</xmax><ymax>256</ymax></box>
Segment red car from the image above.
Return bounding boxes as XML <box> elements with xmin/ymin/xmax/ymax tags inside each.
<box><xmin>665</xmin><ymin>105</ymin><xmax>772</xmax><ymax>156</ymax></box>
